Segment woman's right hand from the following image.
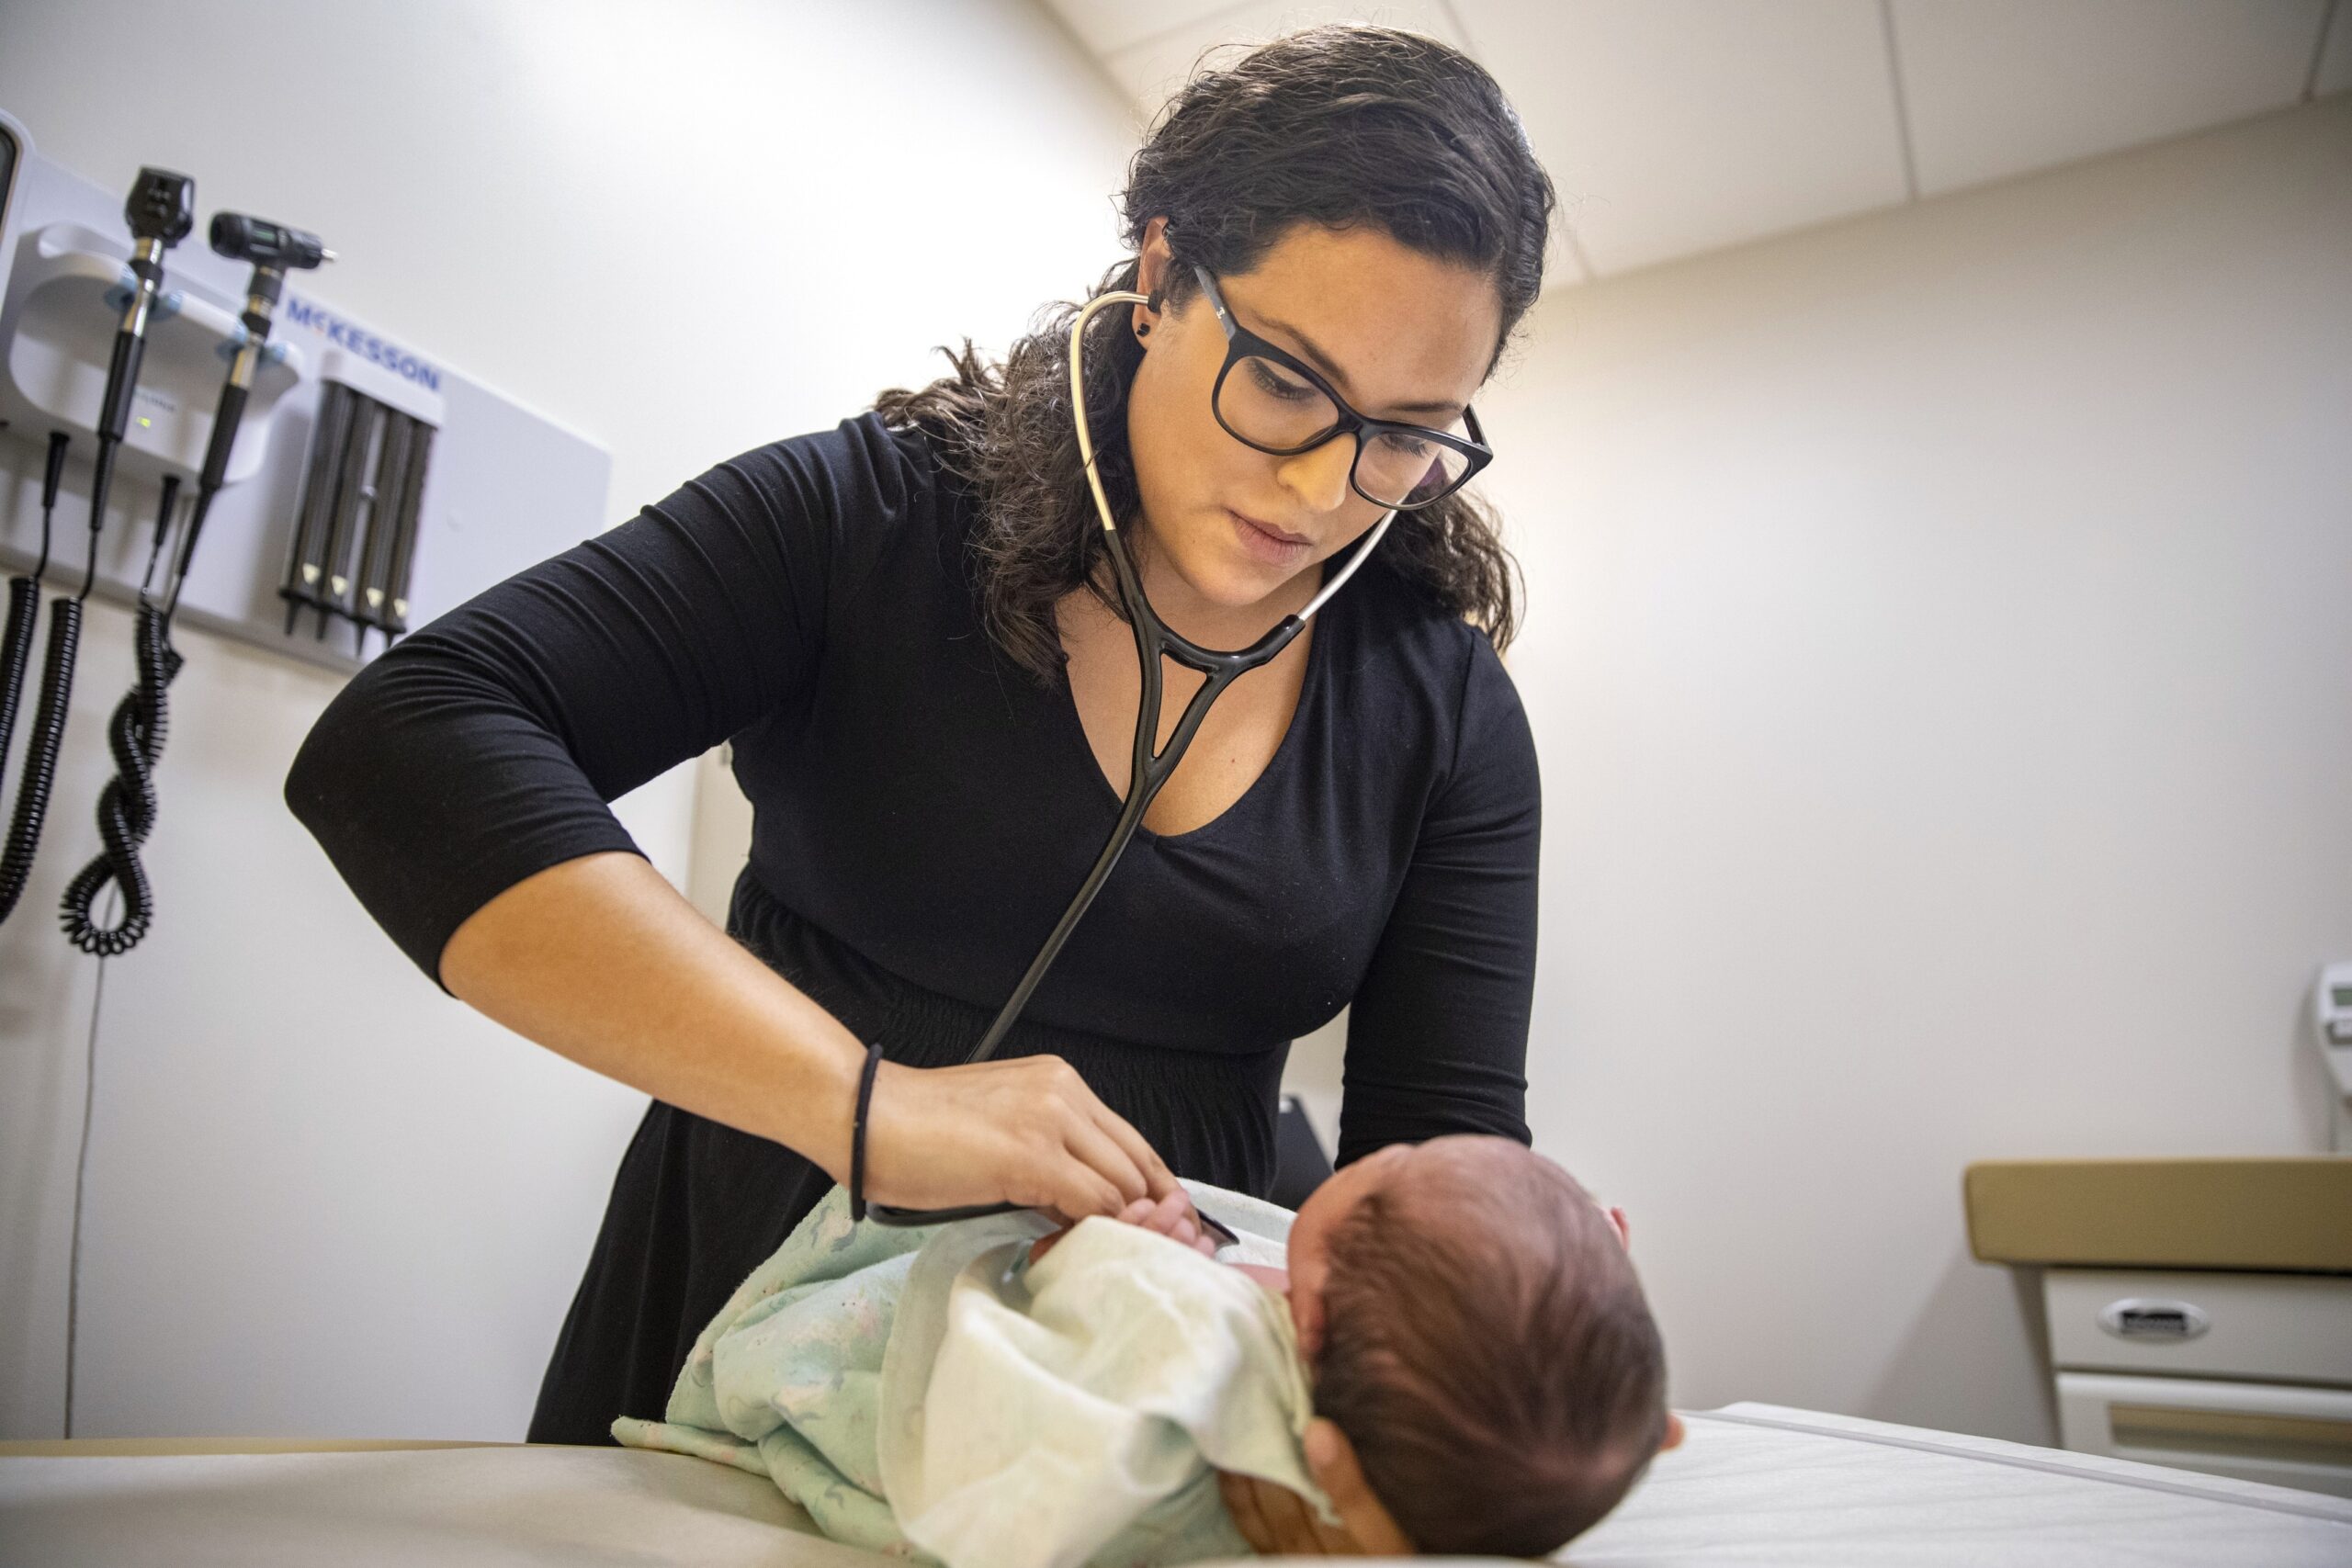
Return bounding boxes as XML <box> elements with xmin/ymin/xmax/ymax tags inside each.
<box><xmin>435</xmin><ymin>854</ymin><xmax>1177</xmax><ymax>1223</ymax></box>
<box><xmin>860</xmin><ymin>1053</ymin><xmax>1182</xmax><ymax>1222</ymax></box>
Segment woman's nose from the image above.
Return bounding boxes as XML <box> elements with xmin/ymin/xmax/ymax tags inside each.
<box><xmin>1275</xmin><ymin>434</ymin><xmax>1356</xmax><ymax>514</ymax></box>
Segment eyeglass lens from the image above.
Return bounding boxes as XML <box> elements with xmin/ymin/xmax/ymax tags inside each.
<box><xmin>1217</xmin><ymin>355</ymin><xmax>1472</xmax><ymax>508</ymax></box>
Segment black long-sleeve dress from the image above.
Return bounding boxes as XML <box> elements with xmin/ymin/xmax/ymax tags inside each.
<box><xmin>285</xmin><ymin>409</ymin><xmax>1541</xmax><ymax>1444</ymax></box>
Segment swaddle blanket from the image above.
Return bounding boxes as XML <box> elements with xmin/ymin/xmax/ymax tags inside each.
<box><xmin>613</xmin><ymin>1181</ymin><xmax>1331</xmax><ymax>1568</ymax></box>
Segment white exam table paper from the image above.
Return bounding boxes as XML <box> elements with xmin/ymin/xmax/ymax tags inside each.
<box><xmin>6</xmin><ymin>1401</ymin><xmax>2348</xmax><ymax>1565</ymax></box>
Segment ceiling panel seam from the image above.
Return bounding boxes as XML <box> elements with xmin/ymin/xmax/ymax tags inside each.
<box><xmin>1561</xmin><ymin>219</ymin><xmax>1600</xmax><ymax>283</ymax></box>
<box><xmin>1878</xmin><ymin>0</ymin><xmax>1922</xmax><ymax>202</ymax></box>
<box><xmin>2303</xmin><ymin>0</ymin><xmax>2342</xmax><ymax>101</ymax></box>
<box><xmin>1433</xmin><ymin>0</ymin><xmax>1597</xmax><ymax>283</ymax></box>
<box><xmin>1436</xmin><ymin>0</ymin><xmax>1480</xmax><ymax>56</ymax></box>
<box><xmin>1111</xmin><ymin>0</ymin><xmax>1262</xmax><ymax>66</ymax></box>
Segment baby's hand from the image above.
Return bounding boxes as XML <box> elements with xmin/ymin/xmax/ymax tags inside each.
<box><xmin>1029</xmin><ymin>1189</ymin><xmax>1220</xmax><ymax>1264</ymax></box>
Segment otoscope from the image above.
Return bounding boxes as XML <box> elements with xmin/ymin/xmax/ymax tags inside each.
<box><xmin>61</xmin><ymin>211</ymin><xmax>331</xmax><ymax>956</ymax></box>
<box><xmin>164</xmin><ymin>214</ymin><xmax>332</xmax><ymax>617</ymax></box>
<box><xmin>0</xmin><ymin>167</ymin><xmax>192</xmax><ymax>929</ymax></box>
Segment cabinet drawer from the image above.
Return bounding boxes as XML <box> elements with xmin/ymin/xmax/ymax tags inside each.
<box><xmin>2056</xmin><ymin>1371</ymin><xmax>2352</xmax><ymax>1498</ymax></box>
<box><xmin>2044</xmin><ymin>1269</ymin><xmax>2352</xmax><ymax>1384</ymax></box>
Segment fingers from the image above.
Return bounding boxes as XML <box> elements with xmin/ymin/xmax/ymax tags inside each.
<box><xmin>1217</xmin><ymin>1471</ymin><xmax>1343</xmax><ymax>1555</ymax></box>
<box><xmin>1057</xmin><ymin>1111</ymin><xmax>1152</xmax><ymax>1211</ymax></box>
<box><xmin>1217</xmin><ymin>1471</ymin><xmax>1279</xmax><ymax>1553</ymax></box>
<box><xmin>1034</xmin><ymin>1160</ymin><xmax>1126</xmax><ymax>1222</ymax></box>
<box><xmin>1085</xmin><ymin>1098</ymin><xmax>1180</xmax><ymax>1201</ymax></box>
<box><xmin>1261</xmin><ymin>1470</ymin><xmax>1353</xmax><ymax>1553</ymax></box>
<box><xmin>1305</xmin><ymin>1419</ymin><xmax>1413</xmax><ymax>1556</ymax></box>
<box><xmin>1146</xmin><ymin>1189</ymin><xmax>1201</xmax><ymax>1249</ymax></box>
<box><xmin>1089</xmin><ymin>1190</ymin><xmax>1216</xmax><ymax>1256</ymax></box>
<box><xmin>1035</xmin><ymin>1197</ymin><xmax>1186</xmax><ymax>1266</ymax></box>
<box><xmin>859</xmin><ymin>1052</ymin><xmax>1185</xmax><ymax>1226</ymax></box>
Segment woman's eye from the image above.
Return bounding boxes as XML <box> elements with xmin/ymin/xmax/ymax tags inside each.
<box><xmin>1248</xmin><ymin>359</ymin><xmax>1317</xmax><ymax>402</ymax></box>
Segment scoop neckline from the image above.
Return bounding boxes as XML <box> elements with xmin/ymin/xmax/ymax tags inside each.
<box><xmin>1051</xmin><ymin>585</ymin><xmax>1335</xmax><ymax>848</ymax></box>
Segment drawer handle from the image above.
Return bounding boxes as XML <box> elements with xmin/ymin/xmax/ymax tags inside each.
<box><xmin>2098</xmin><ymin>1298</ymin><xmax>2210</xmax><ymax>1341</ymax></box>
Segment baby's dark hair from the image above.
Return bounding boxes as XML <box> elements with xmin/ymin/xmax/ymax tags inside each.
<box><xmin>1311</xmin><ymin>1143</ymin><xmax>1669</xmax><ymax>1555</ymax></box>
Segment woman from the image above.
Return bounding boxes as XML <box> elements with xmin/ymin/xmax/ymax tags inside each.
<box><xmin>288</xmin><ymin>24</ymin><xmax>1554</xmax><ymax>1553</ymax></box>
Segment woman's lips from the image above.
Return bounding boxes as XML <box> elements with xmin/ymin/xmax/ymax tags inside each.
<box><xmin>1229</xmin><ymin>509</ymin><xmax>1312</xmax><ymax>564</ymax></box>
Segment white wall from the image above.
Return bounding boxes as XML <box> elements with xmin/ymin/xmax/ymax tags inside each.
<box><xmin>0</xmin><ymin>0</ymin><xmax>1134</xmax><ymax>1439</ymax></box>
<box><xmin>6</xmin><ymin>0</ymin><xmax>2343</xmax><ymax>1458</ymax></box>
<box><xmin>1484</xmin><ymin>97</ymin><xmax>2351</xmax><ymax>1444</ymax></box>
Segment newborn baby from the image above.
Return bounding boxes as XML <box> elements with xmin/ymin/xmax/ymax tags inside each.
<box><xmin>1093</xmin><ymin>1134</ymin><xmax>1680</xmax><ymax>1558</ymax></box>
<box><xmin>617</xmin><ymin>1135</ymin><xmax>1674</xmax><ymax>1565</ymax></box>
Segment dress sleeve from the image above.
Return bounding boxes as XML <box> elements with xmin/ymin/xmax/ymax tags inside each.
<box><xmin>1334</xmin><ymin>633</ymin><xmax>1540</xmax><ymax>1166</ymax></box>
<box><xmin>284</xmin><ymin>414</ymin><xmax>915</xmax><ymax>990</ymax></box>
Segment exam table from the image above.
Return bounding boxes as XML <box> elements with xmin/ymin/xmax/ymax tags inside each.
<box><xmin>6</xmin><ymin>1403</ymin><xmax>2346</xmax><ymax>1565</ymax></box>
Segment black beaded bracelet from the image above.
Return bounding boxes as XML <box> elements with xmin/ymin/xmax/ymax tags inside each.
<box><xmin>849</xmin><ymin>1040</ymin><xmax>885</xmax><ymax>1221</ymax></box>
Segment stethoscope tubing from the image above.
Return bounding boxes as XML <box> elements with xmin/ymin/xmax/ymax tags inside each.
<box><xmin>865</xmin><ymin>288</ymin><xmax>1394</xmax><ymax>1233</ymax></box>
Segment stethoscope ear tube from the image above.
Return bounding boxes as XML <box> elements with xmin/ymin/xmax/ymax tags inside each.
<box><xmin>865</xmin><ymin>284</ymin><xmax>1396</xmax><ymax>1231</ymax></box>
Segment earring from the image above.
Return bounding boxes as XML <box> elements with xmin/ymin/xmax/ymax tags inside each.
<box><xmin>1136</xmin><ymin>323</ymin><xmax>1151</xmax><ymax>338</ymax></box>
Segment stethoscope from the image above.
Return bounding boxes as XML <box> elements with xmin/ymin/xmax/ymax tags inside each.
<box><xmin>864</xmin><ymin>285</ymin><xmax>1397</xmax><ymax>1234</ymax></box>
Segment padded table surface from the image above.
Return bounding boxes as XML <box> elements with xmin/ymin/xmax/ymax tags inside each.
<box><xmin>4</xmin><ymin>1403</ymin><xmax>2346</xmax><ymax>1565</ymax></box>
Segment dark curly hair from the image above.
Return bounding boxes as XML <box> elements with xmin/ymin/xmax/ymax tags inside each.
<box><xmin>872</xmin><ymin>24</ymin><xmax>1556</xmax><ymax>682</ymax></box>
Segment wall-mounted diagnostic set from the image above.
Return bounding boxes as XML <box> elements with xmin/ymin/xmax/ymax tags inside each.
<box><xmin>0</xmin><ymin>109</ymin><xmax>610</xmax><ymax>959</ymax></box>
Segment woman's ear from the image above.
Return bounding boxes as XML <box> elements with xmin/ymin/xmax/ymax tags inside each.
<box><xmin>1660</xmin><ymin>1412</ymin><xmax>1686</xmax><ymax>1451</ymax></box>
<box><xmin>1134</xmin><ymin>215</ymin><xmax>1176</xmax><ymax>327</ymax></box>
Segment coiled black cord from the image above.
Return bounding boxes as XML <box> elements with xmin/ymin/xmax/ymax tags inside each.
<box><xmin>0</xmin><ymin>578</ymin><xmax>36</xmax><ymax>774</ymax></box>
<box><xmin>0</xmin><ymin>597</ymin><xmax>83</xmax><ymax>924</ymax></box>
<box><xmin>60</xmin><ymin>600</ymin><xmax>181</xmax><ymax>954</ymax></box>
<box><xmin>0</xmin><ymin>434</ymin><xmax>68</xmax><ymax>841</ymax></box>
<box><xmin>0</xmin><ymin>434</ymin><xmax>97</xmax><ymax>927</ymax></box>
<box><xmin>59</xmin><ymin>479</ymin><xmax>184</xmax><ymax>954</ymax></box>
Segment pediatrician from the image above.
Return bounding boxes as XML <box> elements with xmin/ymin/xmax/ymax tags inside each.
<box><xmin>288</xmin><ymin>24</ymin><xmax>1553</xmax><ymax>1554</ymax></box>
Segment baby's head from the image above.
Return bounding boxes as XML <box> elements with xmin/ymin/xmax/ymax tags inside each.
<box><xmin>1285</xmin><ymin>1136</ymin><xmax>1671</xmax><ymax>1556</ymax></box>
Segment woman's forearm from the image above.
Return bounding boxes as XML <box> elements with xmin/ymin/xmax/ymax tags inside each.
<box><xmin>437</xmin><ymin>851</ymin><xmax>865</xmax><ymax>1177</ymax></box>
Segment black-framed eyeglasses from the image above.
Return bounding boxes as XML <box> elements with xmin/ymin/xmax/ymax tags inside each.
<box><xmin>1189</xmin><ymin>262</ymin><xmax>1492</xmax><ymax>511</ymax></box>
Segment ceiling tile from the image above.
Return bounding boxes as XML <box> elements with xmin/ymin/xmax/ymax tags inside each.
<box><xmin>1040</xmin><ymin>0</ymin><xmax>1252</xmax><ymax>58</ymax></box>
<box><xmin>1892</xmin><ymin>0</ymin><xmax>2328</xmax><ymax>197</ymax></box>
<box><xmin>1101</xmin><ymin>0</ymin><xmax>1467</xmax><ymax>127</ymax></box>
<box><xmin>2318</xmin><ymin>2</ymin><xmax>2352</xmax><ymax>96</ymax></box>
<box><xmin>1460</xmin><ymin>0</ymin><xmax>1910</xmax><ymax>277</ymax></box>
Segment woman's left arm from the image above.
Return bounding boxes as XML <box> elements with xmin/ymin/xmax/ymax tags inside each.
<box><xmin>1335</xmin><ymin>632</ymin><xmax>1541</xmax><ymax>1166</ymax></box>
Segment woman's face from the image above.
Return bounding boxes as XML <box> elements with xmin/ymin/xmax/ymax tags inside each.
<box><xmin>1125</xmin><ymin>218</ymin><xmax>1503</xmax><ymax>612</ymax></box>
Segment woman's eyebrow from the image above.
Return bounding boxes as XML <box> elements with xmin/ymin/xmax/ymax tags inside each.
<box><xmin>1254</xmin><ymin>309</ymin><xmax>1466</xmax><ymax>422</ymax></box>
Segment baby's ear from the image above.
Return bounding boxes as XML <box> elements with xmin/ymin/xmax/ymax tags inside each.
<box><xmin>1606</xmin><ymin>1205</ymin><xmax>1631</xmax><ymax>1251</ymax></box>
<box><xmin>1288</xmin><ymin>1277</ymin><xmax>1327</xmax><ymax>1363</ymax></box>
